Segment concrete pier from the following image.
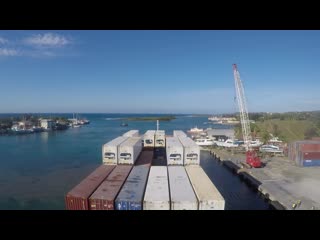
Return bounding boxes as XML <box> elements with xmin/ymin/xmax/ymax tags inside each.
<box><xmin>211</xmin><ymin>148</ymin><xmax>320</xmax><ymax>210</ymax></box>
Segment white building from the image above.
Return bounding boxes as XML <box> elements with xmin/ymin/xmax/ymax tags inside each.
<box><xmin>40</xmin><ymin>119</ymin><xmax>56</xmax><ymax>130</ymax></box>
<box><xmin>206</xmin><ymin>129</ymin><xmax>235</xmax><ymax>140</ymax></box>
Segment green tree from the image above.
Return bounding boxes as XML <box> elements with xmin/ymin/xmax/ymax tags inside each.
<box><xmin>261</xmin><ymin>130</ymin><xmax>271</xmax><ymax>144</ymax></box>
<box><xmin>304</xmin><ymin>127</ymin><xmax>320</xmax><ymax>140</ymax></box>
<box><xmin>272</xmin><ymin>123</ymin><xmax>280</xmax><ymax>137</ymax></box>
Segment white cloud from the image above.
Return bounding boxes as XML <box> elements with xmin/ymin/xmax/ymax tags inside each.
<box><xmin>0</xmin><ymin>37</ymin><xmax>8</xmax><ymax>44</ymax></box>
<box><xmin>0</xmin><ymin>48</ymin><xmax>20</xmax><ymax>56</ymax></box>
<box><xmin>24</xmin><ymin>33</ymin><xmax>70</xmax><ymax>47</ymax></box>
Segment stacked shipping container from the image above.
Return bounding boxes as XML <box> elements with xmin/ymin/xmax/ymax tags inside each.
<box><xmin>135</xmin><ymin>150</ymin><xmax>154</xmax><ymax>167</ymax></box>
<box><xmin>143</xmin><ymin>166</ymin><xmax>170</xmax><ymax>210</ymax></box>
<box><xmin>173</xmin><ymin>130</ymin><xmax>187</xmax><ymax>138</ymax></box>
<box><xmin>65</xmin><ymin>130</ymin><xmax>226</xmax><ymax>210</ymax></box>
<box><xmin>155</xmin><ymin>130</ymin><xmax>165</xmax><ymax>147</ymax></box>
<box><xmin>185</xmin><ymin>165</ymin><xmax>225</xmax><ymax>210</ymax></box>
<box><xmin>143</xmin><ymin>130</ymin><xmax>156</xmax><ymax>148</ymax></box>
<box><xmin>178</xmin><ymin>137</ymin><xmax>200</xmax><ymax>165</ymax></box>
<box><xmin>65</xmin><ymin>165</ymin><xmax>116</xmax><ymax>210</ymax></box>
<box><xmin>115</xmin><ymin>165</ymin><xmax>150</xmax><ymax>210</ymax></box>
<box><xmin>168</xmin><ymin>166</ymin><xmax>198</xmax><ymax>210</ymax></box>
<box><xmin>89</xmin><ymin>165</ymin><xmax>132</xmax><ymax>210</ymax></box>
<box><xmin>123</xmin><ymin>130</ymin><xmax>139</xmax><ymax>137</ymax></box>
<box><xmin>102</xmin><ymin>136</ymin><xmax>128</xmax><ymax>165</ymax></box>
<box><xmin>118</xmin><ymin>137</ymin><xmax>143</xmax><ymax>165</ymax></box>
<box><xmin>288</xmin><ymin>141</ymin><xmax>320</xmax><ymax>167</ymax></box>
<box><xmin>166</xmin><ymin>136</ymin><xmax>184</xmax><ymax>165</ymax></box>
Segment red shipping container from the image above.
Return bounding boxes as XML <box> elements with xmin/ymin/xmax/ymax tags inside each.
<box><xmin>135</xmin><ymin>150</ymin><xmax>154</xmax><ymax>166</ymax></box>
<box><xmin>298</xmin><ymin>141</ymin><xmax>320</xmax><ymax>152</ymax></box>
<box><xmin>89</xmin><ymin>165</ymin><xmax>132</xmax><ymax>210</ymax></box>
<box><xmin>105</xmin><ymin>165</ymin><xmax>132</xmax><ymax>181</ymax></box>
<box><xmin>65</xmin><ymin>165</ymin><xmax>116</xmax><ymax>210</ymax></box>
<box><xmin>89</xmin><ymin>180</ymin><xmax>127</xmax><ymax>210</ymax></box>
<box><xmin>302</xmin><ymin>152</ymin><xmax>320</xmax><ymax>160</ymax></box>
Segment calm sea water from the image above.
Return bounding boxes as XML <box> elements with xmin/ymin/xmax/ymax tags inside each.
<box><xmin>0</xmin><ymin>113</ymin><xmax>270</xmax><ymax>210</ymax></box>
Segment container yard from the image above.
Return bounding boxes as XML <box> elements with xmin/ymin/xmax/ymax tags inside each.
<box><xmin>166</xmin><ymin>136</ymin><xmax>184</xmax><ymax>165</ymax></box>
<box><xmin>89</xmin><ymin>165</ymin><xmax>132</xmax><ymax>210</ymax></box>
<box><xmin>102</xmin><ymin>136</ymin><xmax>128</xmax><ymax>165</ymax></box>
<box><xmin>66</xmin><ymin>130</ymin><xmax>225</xmax><ymax>210</ymax></box>
<box><xmin>212</xmin><ymin>147</ymin><xmax>320</xmax><ymax>210</ymax></box>
<box><xmin>123</xmin><ymin>130</ymin><xmax>139</xmax><ymax>137</ymax></box>
<box><xmin>115</xmin><ymin>165</ymin><xmax>150</xmax><ymax>210</ymax></box>
<box><xmin>178</xmin><ymin>136</ymin><xmax>200</xmax><ymax>165</ymax></box>
<box><xmin>118</xmin><ymin>137</ymin><xmax>143</xmax><ymax>165</ymax></box>
<box><xmin>65</xmin><ymin>165</ymin><xmax>116</xmax><ymax>210</ymax></box>
<box><xmin>185</xmin><ymin>165</ymin><xmax>225</xmax><ymax>210</ymax></box>
<box><xmin>168</xmin><ymin>166</ymin><xmax>198</xmax><ymax>210</ymax></box>
<box><xmin>143</xmin><ymin>130</ymin><xmax>156</xmax><ymax>148</ymax></box>
<box><xmin>155</xmin><ymin>130</ymin><xmax>165</xmax><ymax>147</ymax></box>
<box><xmin>143</xmin><ymin>166</ymin><xmax>170</xmax><ymax>210</ymax></box>
<box><xmin>173</xmin><ymin>130</ymin><xmax>187</xmax><ymax>138</ymax></box>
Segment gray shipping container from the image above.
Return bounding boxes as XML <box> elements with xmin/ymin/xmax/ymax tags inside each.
<box><xmin>143</xmin><ymin>166</ymin><xmax>170</xmax><ymax>210</ymax></box>
<box><xmin>178</xmin><ymin>137</ymin><xmax>200</xmax><ymax>165</ymax></box>
<box><xmin>115</xmin><ymin>165</ymin><xmax>150</xmax><ymax>210</ymax></box>
<box><xmin>173</xmin><ymin>130</ymin><xmax>187</xmax><ymax>138</ymax></box>
<box><xmin>144</xmin><ymin>130</ymin><xmax>156</xmax><ymax>147</ymax></box>
<box><xmin>155</xmin><ymin>130</ymin><xmax>166</xmax><ymax>147</ymax></box>
<box><xmin>123</xmin><ymin>130</ymin><xmax>139</xmax><ymax>137</ymax></box>
<box><xmin>166</xmin><ymin>137</ymin><xmax>184</xmax><ymax>165</ymax></box>
<box><xmin>102</xmin><ymin>136</ymin><xmax>128</xmax><ymax>164</ymax></box>
<box><xmin>118</xmin><ymin>137</ymin><xmax>142</xmax><ymax>165</ymax></box>
<box><xmin>185</xmin><ymin>165</ymin><xmax>225</xmax><ymax>210</ymax></box>
<box><xmin>168</xmin><ymin>166</ymin><xmax>198</xmax><ymax>210</ymax></box>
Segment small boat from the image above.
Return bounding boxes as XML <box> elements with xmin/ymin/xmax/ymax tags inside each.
<box><xmin>188</xmin><ymin>126</ymin><xmax>204</xmax><ymax>133</ymax></box>
<box><xmin>120</xmin><ymin>122</ymin><xmax>128</xmax><ymax>127</ymax></box>
<box><xmin>194</xmin><ymin>138</ymin><xmax>215</xmax><ymax>146</ymax></box>
<box><xmin>259</xmin><ymin>145</ymin><xmax>283</xmax><ymax>153</ymax></box>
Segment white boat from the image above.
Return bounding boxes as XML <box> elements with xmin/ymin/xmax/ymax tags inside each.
<box><xmin>188</xmin><ymin>126</ymin><xmax>204</xmax><ymax>133</ymax></box>
<box><xmin>248</xmin><ymin>140</ymin><xmax>263</xmax><ymax>147</ymax></box>
<box><xmin>208</xmin><ymin>116</ymin><xmax>220</xmax><ymax>122</ymax></box>
<box><xmin>214</xmin><ymin>138</ymin><xmax>239</xmax><ymax>148</ymax></box>
<box><xmin>269</xmin><ymin>137</ymin><xmax>283</xmax><ymax>144</ymax></box>
<box><xmin>259</xmin><ymin>145</ymin><xmax>283</xmax><ymax>153</ymax></box>
<box><xmin>223</xmin><ymin>139</ymin><xmax>239</xmax><ymax>148</ymax></box>
<box><xmin>194</xmin><ymin>138</ymin><xmax>215</xmax><ymax>146</ymax></box>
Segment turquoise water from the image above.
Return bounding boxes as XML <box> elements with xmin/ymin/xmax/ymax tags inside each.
<box><xmin>0</xmin><ymin>114</ymin><xmax>269</xmax><ymax>210</ymax></box>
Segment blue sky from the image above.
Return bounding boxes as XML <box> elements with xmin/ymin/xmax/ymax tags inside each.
<box><xmin>0</xmin><ymin>30</ymin><xmax>320</xmax><ymax>114</ymax></box>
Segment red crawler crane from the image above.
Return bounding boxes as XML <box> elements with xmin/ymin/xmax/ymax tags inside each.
<box><xmin>233</xmin><ymin>64</ymin><xmax>262</xmax><ymax>168</ymax></box>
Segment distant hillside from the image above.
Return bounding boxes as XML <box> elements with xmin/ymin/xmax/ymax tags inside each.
<box><xmin>235</xmin><ymin>119</ymin><xmax>320</xmax><ymax>143</ymax></box>
<box><xmin>256</xmin><ymin>120</ymin><xmax>318</xmax><ymax>143</ymax></box>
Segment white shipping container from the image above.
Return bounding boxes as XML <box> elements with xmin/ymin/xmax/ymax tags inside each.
<box><xmin>118</xmin><ymin>137</ymin><xmax>142</xmax><ymax>165</ymax></box>
<box><xmin>173</xmin><ymin>130</ymin><xmax>187</xmax><ymax>138</ymax></box>
<box><xmin>144</xmin><ymin>130</ymin><xmax>156</xmax><ymax>147</ymax></box>
<box><xmin>102</xmin><ymin>136</ymin><xmax>129</xmax><ymax>164</ymax></box>
<box><xmin>179</xmin><ymin>137</ymin><xmax>200</xmax><ymax>165</ymax></box>
<box><xmin>123</xmin><ymin>130</ymin><xmax>139</xmax><ymax>137</ymax></box>
<box><xmin>166</xmin><ymin>137</ymin><xmax>184</xmax><ymax>165</ymax></box>
<box><xmin>155</xmin><ymin>130</ymin><xmax>165</xmax><ymax>147</ymax></box>
<box><xmin>143</xmin><ymin>166</ymin><xmax>170</xmax><ymax>210</ymax></box>
<box><xmin>168</xmin><ymin>166</ymin><xmax>198</xmax><ymax>210</ymax></box>
<box><xmin>185</xmin><ymin>165</ymin><xmax>225</xmax><ymax>210</ymax></box>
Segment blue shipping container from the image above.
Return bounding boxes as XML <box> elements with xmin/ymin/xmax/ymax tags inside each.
<box><xmin>115</xmin><ymin>165</ymin><xmax>150</xmax><ymax>210</ymax></box>
<box><xmin>302</xmin><ymin>160</ymin><xmax>320</xmax><ymax>167</ymax></box>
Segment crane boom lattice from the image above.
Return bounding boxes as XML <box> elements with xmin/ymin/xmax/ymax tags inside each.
<box><xmin>233</xmin><ymin>64</ymin><xmax>251</xmax><ymax>151</ymax></box>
